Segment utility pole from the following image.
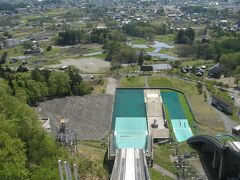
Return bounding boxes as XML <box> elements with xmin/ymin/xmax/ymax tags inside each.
<box><xmin>73</xmin><ymin>163</ymin><xmax>78</xmax><ymax>180</ymax></box>
<box><xmin>58</xmin><ymin>160</ymin><xmax>64</xmax><ymax>180</ymax></box>
<box><xmin>64</xmin><ymin>161</ymin><xmax>70</xmax><ymax>180</ymax></box>
<box><xmin>67</xmin><ymin>162</ymin><xmax>72</xmax><ymax>180</ymax></box>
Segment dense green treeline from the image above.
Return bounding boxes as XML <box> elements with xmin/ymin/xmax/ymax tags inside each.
<box><xmin>0</xmin><ymin>79</ymin><xmax>68</xmax><ymax>179</ymax></box>
<box><xmin>55</xmin><ymin>28</ymin><xmax>126</xmax><ymax>45</ymax></box>
<box><xmin>175</xmin><ymin>28</ymin><xmax>195</xmax><ymax>44</ymax></box>
<box><xmin>0</xmin><ymin>66</ymin><xmax>91</xmax><ymax>105</ymax></box>
<box><xmin>55</xmin><ymin>22</ymin><xmax>170</xmax><ymax>46</ymax></box>
<box><xmin>123</xmin><ymin>22</ymin><xmax>170</xmax><ymax>40</ymax></box>
<box><xmin>103</xmin><ymin>40</ymin><xmax>151</xmax><ymax>67</ymax></box>
<box><xmin>177</xmin><ymin>38</ymin><xmax>240</xmax><ymax>76</ymax></box>
<box><xmin>0</xmin><ymin>2</ymin><xmax>28</xmax><ymax>11</ymax></box>
<box><xmin>180</xmin><ymin>5</ymin><xmax>240</xmax><ymax>19</ymax></box>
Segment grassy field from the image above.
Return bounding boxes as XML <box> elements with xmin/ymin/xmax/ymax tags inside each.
<box><xmin>159</xmin><ymin>47</ymin><xmax>177</xmax><ymax>56</ymax></box>
<box><xmin>153</xmin><ymin>144</ymin><xmax>177</xmax><ymax>174</ymax></box>
<box><xmin>120</xmin><ymin>76</ymin><xmax>145</xmax><ymax>87</ymax></box>
<box><xmin>149</xmin><ymin>168</ymin><xmax>173</xmax><ymax>180</ymax></box>
<box><xmin>131</xmin><ymin>37</ymin><xmax>148</xmax><ymax>44</ymax></box>
<box><xmin>0</xmin><ymin>45</ymin><xmax>24</xmax><ymax>57</ymax></box>
<box><xmin>120</xmin><ymin>65</ymin><xmax>140</xmax><ymax>73</ymax></box>
<box><xmin>154</xmin><ymin>34</ymin><xmax>175</xmax><ymax>44</ymax></box>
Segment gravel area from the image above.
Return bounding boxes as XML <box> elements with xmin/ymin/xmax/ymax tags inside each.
<box><xmin>37</xmin><ymin>95</ymin><xmax>114</xmax><ymax>140</ymax></box>
<box><xmin>49</xmin><ymin>57</ymin><xmax>110</xmax><ymax>73</ymax></box>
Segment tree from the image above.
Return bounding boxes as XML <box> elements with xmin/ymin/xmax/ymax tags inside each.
<box><xmin>191</xmin><ymin>65</ymin><xmax>196</xmax><ymax>75</ymax></box>
<box><xmin>234</xmin><ymin>66</ymin><xmax>240</xmax><ymax>85</ymax></box>
<box><xmin>195</xmin><ymin>43</ymin><xmax>214</xmax><ymax>59</ymax></box>
<box><xmin>1</xmin><ymin>51</ymin><xmax>8</xmax><ymax>64</ymax></box>
<box><xmin>171</xmin><ymin>60</ymin><xmax>182</xmax><ymax>68</ymax></box>
<box><xmin>175</xmin><ymin>28</ymin><xmax>195</xmax><ymax>44</ymax></box>
<box><xmin>196</xmin><ymin>82</ymin><xmax>203</xmax><ymax>94</ymax></box>
<box><xmin>0</xmin><ymin>82</ymin><xmax>62</xmax><ymax>179</ymax></box>
<box><xmin>23</xmin><ymin>41</ymin><xmax>33</xmax><ymax>49</ymax></box>
<box><xmin>154</xmin><ymin>23</ymin><xmax>167</xmax><ymax>35</ymax></box>
<box><xmin>77</xmin><ymin>82</ymin><xmax>92</xmax><ymax>95</ymax></box>
<box><xmin>113</xmin><ymin>45</ymin><xmax>138</xmax><ymax>65</ymax></box>
<box><xmin>0</xmin><ymin>132</ymin><xmax>29</xmax><ymax>180</ymax></box>
<box><xmin>66</xmin><ymin>66</ymin><xmax>83</xmax><ymax>95</ymax></box>
<box><xmin>220</xmin><ymin>53</ymin><xmax>239</xmax><ymax>75</ymax></box>
<box><xmin>204</xmin><ymin>91</ymin><xmax>207</xmax><ymax>102</ymax></box>
<box><xmin>204</xmin><ymin>27</ymin><xmax>207</xmax><ymax>35</ymax></box>
<box><xmin>31</xmin><ymin>68</ymin><xmax>44</xmax><ymax>82</ymax></box>
<box><xmin>46</xmin><ymin>45</ymin><xmax>52</xmax><ymax>51</ymax></box>
<box><xmin>103</xmin><ymin>40</ymin><xmax>120</xmax><ymax>60</ymax></box>
<box><xmin>25</xmin><ymin>80</ymin><xmax>48</xmax><ymax>104</ymax></box>
<box><xmin>138</xmin><ymin>50</ymin><xmax>145</xmax><ymax>66</ymax></box>
<box><xmin>48</xmin><ymin>72</ymin><xmax>70</xmax><ymax>96</ymax></box>
<box><xmin>177</xmin><ymin>45</ymin><xmax>195</xmax><ymax>57</ymax></box>
<box><xmin>17</xmin><ymin>65</ymin><xmax>29</xmax><ymax>72</ymax></box>
<box><xmin>108</xmin><ymin>30</ymin><xmax>126</xmax><ymax>42</ymax></box>
<box><xmin>185</xmin><ymin>28</ymin><xmax>195</xmax><ymax>42</ymax></box>
<box><xmin>123</xmin><ymin>22</ymin><xmax>155</xmax><ymax>40</ymax></box>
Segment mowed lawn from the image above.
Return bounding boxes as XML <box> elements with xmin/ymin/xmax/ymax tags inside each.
<box><xmin>148</xmin><ymin>76</ymin><xmax>225</xmax><ymax>135</ymax></box>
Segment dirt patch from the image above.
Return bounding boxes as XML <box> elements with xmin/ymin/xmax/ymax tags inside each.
<box><xmin>49</xmin><ymin>57</ymin><xmax>110</xmax><ymax>73</ymax></box>
<box><xmin>36</xmin><ymin>95</ymin><xmax>114</xmax><ymax>140</ymax></box>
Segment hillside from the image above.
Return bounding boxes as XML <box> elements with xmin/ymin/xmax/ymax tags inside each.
<box><xmin>0</xmin><ymin>79</ymin><xmax>64</xmax><ymax>179</ymax></box>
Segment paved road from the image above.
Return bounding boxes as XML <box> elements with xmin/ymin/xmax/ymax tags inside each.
<box><xmin>152</xmin><ymin>163</ymin><xmax>177</xmax><ymax>179</ymax></box>
<box><xmin>144</xmin><ymin>76</ymin><xmax>149</xmax><ymax>88</ymax></box>
<box><xmin>105</xmin><ymin>77</ymin><xmax>118</xmax><ymax>95</ymax></box>
<box><xmin>212</xmin><ymin>108</ymin><xmax>238</xmax><ymax>133</ymax></box>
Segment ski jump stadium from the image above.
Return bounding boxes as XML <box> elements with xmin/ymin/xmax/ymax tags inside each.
<box><xmin>108</xmin><ymin>88</ymin><xmax>193</xmax><ymax>180</ymax></box>
<box><xmin>108</xmin><ymin>88</ymin><xmax>240</xmax><ymax>180</ymax></box>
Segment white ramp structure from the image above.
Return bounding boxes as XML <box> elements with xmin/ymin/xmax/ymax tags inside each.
<box><xmin>110</xmin><ymin>149</ymin><xmax>150</xmax><ymax>180</ymax></box>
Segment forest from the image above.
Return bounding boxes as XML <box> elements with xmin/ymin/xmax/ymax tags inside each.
<box><xmin>0</xmin><ymin>66</ymin><xmax>91</xmax><ymax>105</ymax></box>
<box><xmin>0</xmin><ymin>78</ymin><xmax>67</xmax><ymax>179</ymax></box>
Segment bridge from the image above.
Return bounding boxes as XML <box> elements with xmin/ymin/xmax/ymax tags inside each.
<box><xmin>187</xmin><ymin>134</ymin><xmax>240</xmax><ymax>180</ymax></box>
<box><xmin>110</xmin><ymin>148</ymin><xmax>150</xmax><ymax>180</ymax></box>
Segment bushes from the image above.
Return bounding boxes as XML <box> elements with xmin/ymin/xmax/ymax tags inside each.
<box><xmin>175</xmin><ymin>28</ymin><xmax>195</xmax><ymax>44</ymax></box>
